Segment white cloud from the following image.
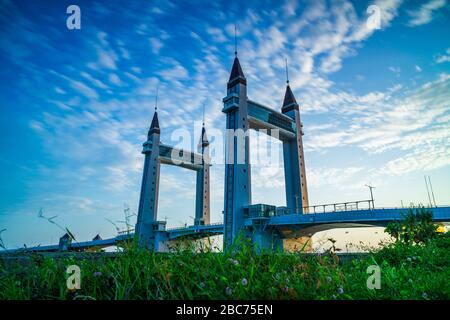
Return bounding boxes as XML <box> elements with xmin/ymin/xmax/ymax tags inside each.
<box><xmin>70</xmin><ymin>80</ymin><xmax>99</xmax><ymax>99</ymax></box>
<box><xmin>389</xmin><ymin>66</ymin><xmax>401</xmax><ymax>74</ymax></box>
<box><xmin>149</xmin><ymin>37</ymin><xmax>163</xmax><ymax>54</ymax></box>
<box><xmin>308</xmin><ymin>167</ymin><xmax>365</xmax><ymax>189</ymax></box>
<box><xmin>156</xmin><ymin>63</ymin><xmax>189</xmax><ymax>81</ymax></box>
<box><xmin>435</xmin><ymin>48</ymin><xmax>450</xmax><ymax>63</ymax></box>
<box><xmin>131</xmin><ymin>66</ymin><xmax>141</xmax><ymax>74</ymax></box>
<box><xmin>84</xmin><ymin>32</ymin><xmax>120</xmax><ymax>71</ymax></box>
<box><xmin>54</xmin><ymin>87</ymin><xmax>65</xmax><ymax>94</ymax></box>
<box><xmin>283</xmin><ymin>0</ymin><xmax>298</xmax><ymax>17</ymax></box>
<box><xmin>380</xmin><ymin>142</ymin><xmax>450</xmax><ymax>176</ymax></box>
<box><xmin>29</xmin><ymin>120</ymin><xmax>45</xmax><ymax>132</ymax></box>
<box><xmin>81</xmin><ymin>71</ymin><xmax>109</xmax><ymax>89</ymax></box>
<box><xmin>152</xmin><ymin>7</ymin><xmax>164</xmax><ymax>14</ymax></box>
<box><xmin>347</xmin><ymin>0</ymin><xmax>403</xmax><ymax>42</ymax></box>
<box><xmin>206</xmin><ymin>27</ymin><xmax>227</xmax><ymax>43</ymax></box>
<box><xmin>96</xmin><ymin>47</ymin><xmax>117</xmax><ymax>70</ymax></box>
<box><xmin>109</xmin><ymin>73</ymin><xmax>122</xmax><ymax>86</ymax></box>
<box><xmin>407</xmin><ymin>0</ymin><xmax>447</xmax><ymax>26</ymax></box>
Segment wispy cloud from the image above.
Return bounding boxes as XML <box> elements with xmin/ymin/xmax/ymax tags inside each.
<box><xmin>407</xmin><ymin>0</ymin><xmax>447</xmax><ymax>26</ymax></box>
<box><xmin>435</xmin><ymin>48</ymin><xmax>450</xmax><ymax>63</ymax></box>
<box><xmin>149</xmin><ymin>37</ymin><xmax>163</xmax><ymax>54</ymax></box>
<box><xmin>206</xmin><ymin>27</ymin><xmax>227</xmax><ymax>43</ymax></box>
<box><xmin>2</xmin><ymin>0</ymin><xmax>450</xmax><ymax>247</ymax></box>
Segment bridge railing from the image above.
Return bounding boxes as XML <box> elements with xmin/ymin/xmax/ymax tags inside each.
<box><xmin>118</xmin><ymin>222</ymin><xmax>224</xmax><ymax>235</ymax></box>
<box><xmin>118</xmin><ymin>228</ymin><xmax>135</xmax><ymax>235</ymax></box>
<box><xmin>166</xmin><ymin>222</ymin><xmax>224</xmax><ymax>231</ymax></box>
<box><xmin>301</xmin><ymin>200</ymin><xmax>374</xmax><ymax>214</ymax></box>
<box><xmin>300</xmin><ymin>202</ymin><xmax>450</xmax><ymax>215</ymax></box>
<box><xmin>154</xmin><ymin>222</ymin><xmax>223</xmax><ymax>231</ymax></box>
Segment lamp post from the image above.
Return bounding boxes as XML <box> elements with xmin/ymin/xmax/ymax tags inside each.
<box><xmin>365</xmin><ymin>184</ymin><xmax>375</xmax><ymax>209</ymax></box>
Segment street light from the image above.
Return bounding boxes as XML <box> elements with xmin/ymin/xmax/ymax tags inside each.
<box><xmin>365</xmin><ymin>184</ymin><xmax>376</xmax><ymax>209</ymax></box>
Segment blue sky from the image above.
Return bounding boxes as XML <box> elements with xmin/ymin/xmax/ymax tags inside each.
<box><xmin>0</xmin><ymin>0</ymin><xmax>449</xmax><ymax>248</ymax></box>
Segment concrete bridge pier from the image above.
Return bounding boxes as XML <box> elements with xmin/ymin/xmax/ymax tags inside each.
<box><xmin>139</xmin><ymin>221</ymin><xmax>168</xmax><ymax>251</ymax></box>
<box><xmin>153</xmin><ymin>228</ymin><xmax>170</xmax><ymax>252</ymax></box>
<box><xmin>252</xmin><ymin>230</ymin><xmax>283</xmax><ymax>253</ymax></box>
<box><xmin>58</xmin><ymin>233</ymin><xmax>72</xmax><ymax>252</ymax></box>
<box><xmin>284</xmin><ymin>236</ymin><xmax>313</xmax><ymax>253</ymax></box>
<box><xmin>250</xmin><ymin>220</ymin><xmax>284</xmax><ymax>252</ymax></box>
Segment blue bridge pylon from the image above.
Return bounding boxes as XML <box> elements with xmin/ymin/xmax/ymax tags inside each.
<box><xmin>6</xmin><ymin>53</ymin><xmax>450</xmax><ymax>254</ymax></box>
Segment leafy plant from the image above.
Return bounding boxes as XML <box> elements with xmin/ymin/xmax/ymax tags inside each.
<box><xmin>385</xmin><ymin>207</ymin><xmax>438</xmax><ymax>244</ymax></box>
<box><xmin>0</xmin><ymin>233</ymin><xmax>448</xmax><ymax>300</ymax></box>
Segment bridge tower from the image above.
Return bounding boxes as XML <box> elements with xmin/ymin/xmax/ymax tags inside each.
<box><xmin>222</xmin><ymin>53</ymin><xmax>252</xmax><ymax>246</ymax></box>
<box><xmin>281</xmin><ymin>80</ymin><xmax>309</xmax><ymax>213</ymax></box>
<box><xmin>135</xmin><ymin>108</ymin><xmax>213</xmax><ymax>250</ymax></box>
<box><xmin>195</xmin><ymin>125</ymin><xmax>211</xmax><ymax>225</ymax></box>
<box><xmin>135</xmin><ymin>110</ymin><xmax>165</xmax><ymax>247</ymax></box>
<box><xmin>221</xmin><ymin>50</ymin><xmax>311</xmax><ymax>250</ymax></box>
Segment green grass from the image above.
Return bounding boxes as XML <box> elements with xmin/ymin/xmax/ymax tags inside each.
<box><xmin>0</xmin><ymin>234</ymin><xmax>449</xmax><ymax>300</ymax></box>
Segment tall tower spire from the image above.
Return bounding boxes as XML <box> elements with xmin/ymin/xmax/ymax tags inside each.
<box><xmin>281</xmin><ymin>61</ymin><xmax>298</xmax><ymax>115</ymax></box>
<box><xmin>227</xmin><ymin>24</ymin><xmax>246</xmax><ymax>88</ymax></box>
<box><xmin>137</xmin><ymin>91</ymin><xmax>163</xmax><ymax>247</ymax></box>
<box><xmin>202</xmin><ymin>102</ymin><xmax>205</xmax><ymax>127</ymax></box>
<box><xmin>148</xmin><ymin>87</ymin><xmax>160</xmax><ymax>136</ymax></box>
<box><xmin>285</xmin><ymin>58</ymin><xmax>289</xmax><ymax>84</ymax></box>
<box><xmin>155</xmin><ymin>85</ymin><xmax>159</xmax><ymax>111</ymax></box>
<box><xmin>222</xmin><ymin>27</ymin><xmax>251</xmax><ymax>247</ymax></box>
<box><xmin>280</xmin><ymin>69</ymin><xmax>309</xmax><ymax>213</ymax></box>
<box><xmin>196</xmin><ymin>104</ymin><xmax>210</xmax><ymax>226</ymax></box>
<box><xmin>282</xmin><ymin>85</ymin><xmax>298</xmax><ymax>113</ymax></box>
<box><xmin>148</xmin><ymin>112</ymin><xmax>160</xmax><ymax>135</ymax></box>
<box><xmin>228</xmin><ymin>57</ymin><xmax>245</xmax><ymax>84</ymax></box>
<box><xmin>199</xmin><ymin>103</ymin><xmax>209</xmax><ymax>148</ymax></box>
<box><xmin>234</xmin><ymin>24</ymin><xmax>237</xmax><ymax>57</ymax></box>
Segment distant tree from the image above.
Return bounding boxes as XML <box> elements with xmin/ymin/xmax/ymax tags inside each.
<box><xmin>386</xmin><ymin>207</ymin><xmax>438</xmax><ymax>244</ymax></box>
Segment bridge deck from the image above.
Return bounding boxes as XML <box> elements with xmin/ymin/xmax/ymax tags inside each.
<box><xmin>3</xmin><ymin>207</ymin><xmax>449</xmax><ymax>253</ymax></box>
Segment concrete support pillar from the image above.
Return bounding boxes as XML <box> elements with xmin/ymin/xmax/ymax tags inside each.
<box><xmin>283</xmin><ymin>140</ymin><xmax>302</xmax><ymax>214</ymax></box>
<box><xmin>223</xmin><ymin>57</ymin><xmax>251</xmax><ymax>248</ymax></box>
<box><xmin>284</xmin><ymin>236</ymin><xmax>313</xmax><ymax>253</ymax></box>
<box><xmin>58</xmin><ymin>233</ymin><xmax>72</xmax><ymax>252</ymax></box>
<box><xmin>195</xmin><ymin>128</ymin><xmax>210</xmax><ymax>225</ymax></box>
<box><xmin>251</xmin><ymin>231</ymin><xmax>284</xmax><ymax>253</ymax></box>
<box><xmin>136</xmin><ymin>112</ymin><xmax>161</xmax><ymax>247</ymax></box>
<box><xmin>282</xmin><ymin>111</ymin><xmax>308</xmax><ymax>214</ymax></box>
<box><xmin>250</xmin><ymin>220</ymin><xmax>284</xmax><ymax>253</ymax></box>
<box><xmin>281</xmin><ymin>85</ymin><xmax>309</xmax><ymax>214</ymax></box>
<box><xmin>153</xmin><ymin>228</ymin><xmax>169</xmax><ymax>252</ymax></box>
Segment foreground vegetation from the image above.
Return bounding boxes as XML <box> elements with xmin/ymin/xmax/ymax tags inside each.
<box><xmin>0</xmin><ymin>209</ymin><xmax>448</xmax><ymax>300</ymax></box>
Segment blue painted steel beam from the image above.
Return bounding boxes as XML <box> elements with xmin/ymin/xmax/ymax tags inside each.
<box><xmin>5</xmin><ymin>207</ymin><xmax>450</xmax><ymax>253</ymax></box>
